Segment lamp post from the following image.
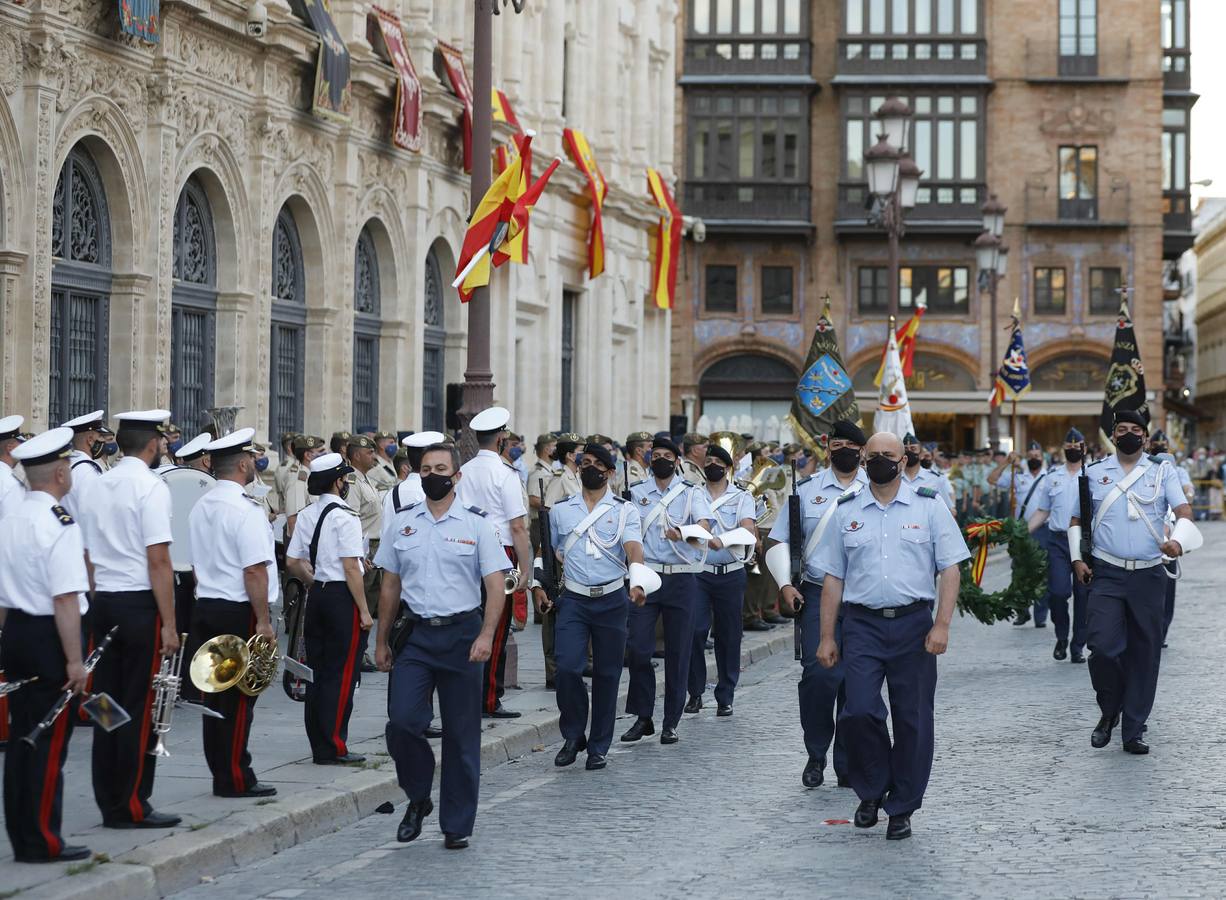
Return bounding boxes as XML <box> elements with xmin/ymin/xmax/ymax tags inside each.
<box><xmin>976</xmin><ymin>193</ymin><xmax>1009</xmax><ymax>450</ymax></box>
<box><xmin>865</xmin><ymin>98</ymin><xmax>920</xmax><ymax>319</ymax></box>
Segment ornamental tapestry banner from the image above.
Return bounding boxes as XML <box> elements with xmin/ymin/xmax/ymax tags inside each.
<box><xmin>369</xmin><ymin>7</ymin><xmax>423</xmax><ymax>151</ymax></box>
<box><xmin>438</xmin><ymin>41</ymin><xmax>474</xmax><ymax>172</ymax></box>
<box><xmin>119</xmin><ymin>0</ymin><xmax>160</xmax><ymax>43</ymax></box>
<box><xmin>300</xmin><ymin>0</ymin><xmax>352</xmax><ymax>123</ymax></box>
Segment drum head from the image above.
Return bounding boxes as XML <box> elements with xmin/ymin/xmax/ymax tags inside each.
<box><xmin>162</xmin><ymin>466</ymin><xmax>216</xmax><ymax>571</ymax></box>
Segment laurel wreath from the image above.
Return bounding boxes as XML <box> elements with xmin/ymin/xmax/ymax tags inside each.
<box><xmin>957</xmin><ymin>517</ymin><xmax>1049</xmax><ymax>625</ymax></box>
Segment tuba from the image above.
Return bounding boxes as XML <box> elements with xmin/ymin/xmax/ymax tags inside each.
<box><xmin>708</xmin><ymin>431</ymin><xmax>743</xmax><ymax>461</ymax></box>
<box><xmin>205</xmin><ymin>405</ymin><xmax>243</xmax><ymax>438</ymax></box>
<box><xmin>190</xmin><ymin>632</ymin><xmax>280</xmax><ymax>697</ymax></box>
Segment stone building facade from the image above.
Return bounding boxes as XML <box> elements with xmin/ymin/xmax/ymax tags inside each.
<box><xmin>671</xmin><ymin>0</ymin><xmax>1193</xmax><ymax>450</ymax></box>
<box><xmin>0</xmin><ymin>0</ymin><xmax>678</xmax><ymax>444</ymax></box>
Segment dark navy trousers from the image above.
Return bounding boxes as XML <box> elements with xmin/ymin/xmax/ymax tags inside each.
<box><xmin>840</xmin><ymin>604</ymin><xmax>936</xmax><ymax>818</ymax></box>
<box><xmin>1030</xmin><ymin>524</ymin><xmax>1050</xmax><ymax>625</ymax></box>
<box><xmin>555</xmin><ymin>589</ymin><xmax>629</xmax><ymax>757</ymax></box>
<box><xmin>1044</xmin><ymin>531</ymin><xmax>1089</xmax><ymax>652</ymax></box>
<box><xmin>687</xmin><ymin>568</ymin><xmax>746</xmax><ymax>707</ymax></box>
<box><xmin>627</xmin><ymin>573</ymin><xmax>695</xmax><ymax>730</ymax></box>
<box><xmin>386</xmin><ymin>610</ymin><xmax>483</xmax><ymax>837</ymax></box>
<box><xmin>1086</xmin><ymin>562</ymin><xmax>1166</xmax><ymax>744</ymax></box>
<box><xmin>796</xmin><ymin>582</ymin><xmax>847</xmax><ymax>777</ymax></box>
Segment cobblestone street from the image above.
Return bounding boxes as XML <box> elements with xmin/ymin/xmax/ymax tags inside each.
<box><xmin>171</xmin><ymin>524</ymin><xmax>1226</xmax><ymax>900</ymax></box>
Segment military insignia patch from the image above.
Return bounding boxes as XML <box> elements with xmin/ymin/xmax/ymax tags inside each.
<box><xmin>1099</xmin><ymin>476</ymin><xmax>1112</xmax><ymax>485</ymax></box>
<box><xmin>812</xmin><ymin>495</ymin><xmax>827</xmax><ymax>505</ymax></box>
<box><xmin>400</xmin><ymin>526</ymin><xmax>416</xmax><ymax>536</ymax></box>
<box><xmin>639</xmin><ymin>497</ymin><xmax>650</xmax><ymax>506</ymax></box>
<box><xmin>845</xmin><ymin>521</ymin><xmax>863</xmax><ymax>532</ymax></box>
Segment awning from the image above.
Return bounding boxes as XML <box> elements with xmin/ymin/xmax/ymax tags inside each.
<box><xmin>853</xmin><ymin>390</ymin><xmax>1155</xmax><ymax>418</ymax></box>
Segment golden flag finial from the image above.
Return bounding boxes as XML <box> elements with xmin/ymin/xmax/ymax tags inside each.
<box><xmin>1011</xmin><ymin>296</ymin><xmax>1021</xmax><ymax>320</ymax></box>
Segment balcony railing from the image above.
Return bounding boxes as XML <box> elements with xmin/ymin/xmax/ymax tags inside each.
<box><xmin>1164</xmin><ymin>50</ymin><xmax>1192</xmax><ymax>92</ymax></box>
<box><xmin>835</xmin><ymin>37</ymin><xmax>987</xmax><ymax>79</ymax></box>
<box><xmin>683</xmin><ymin>38</ymin><xmax>812</xmax><ymax>78</ymax></box>
<box><xmin>1023</xmin><ymin>181</ymin><xmax>1130</xmax><ymax>228</ymax></box>
<box><xmin>1164</xmin><ymin>190</ymin><xmax>1192</xmax><ymax>233</ymax></box>
<box><xmin>1023</xmin><ymin>36</ymin><xmax>1133</xmax><ymax>82</ymax></box>
<box><xmin>683</xmin><ymin>181</ymin><xmax>811</xmax><ymax>224</ymax></box>
<box><xmin>837</xmin><ymin>181</ymin><xmax>984</xmax><ymax>227</ymax></box>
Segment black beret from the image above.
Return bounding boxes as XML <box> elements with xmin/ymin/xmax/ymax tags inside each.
<box><xmin>829</xmin><ymin>419</ymin><xmax>866</xmax><ymax>446</ymax></box>
<box><xmin>1113</xmin><ymin>409</ymin><xmax>1148</xmax><ymax>430</ymax></box>
<box><xmin>652</xmin><ymin>437</ymin><xmax>681</xmax><ymax>457</ymax></box>
<box><xmin>581</xmin><ymin>443</ymin><xmax>615</xmax><ymax>470</ymax></box>
<box><xmin>1149</xmin><ymin>429</ymin><xmax>1168</xmax><ymax>443</ymax></box>
<box><xmin>706</xmin><ymin>444</ymin><xmax>734</xmax><ymax>467</ymax></box>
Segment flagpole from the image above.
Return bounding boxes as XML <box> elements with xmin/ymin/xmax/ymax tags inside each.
<box><xmin>1010</xmin><ymin>397</ymin><xmax>1018</xmax><ymax>516</ymax></box>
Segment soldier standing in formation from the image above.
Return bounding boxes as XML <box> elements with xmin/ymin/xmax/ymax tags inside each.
<box><xmin>60</xmin><ymin>411</ymin><xmax>107</xmax><ymax>520</ymax></box>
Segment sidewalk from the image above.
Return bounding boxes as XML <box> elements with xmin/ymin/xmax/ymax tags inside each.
<box><xmin>1</xmin><ymin>612</ymin><xmax>798</xmax><ymax>899</ymax></box>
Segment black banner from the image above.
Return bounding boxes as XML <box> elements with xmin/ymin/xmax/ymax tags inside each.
<box><xmin>294</xmin><ymin>0</ymin><xmax>352</xmax><ymax>122</ymax></box>
<box><xmin>1099</xmin><ymin>299</ymin><xmax>1149</xmax><ymax>441</ymax></box>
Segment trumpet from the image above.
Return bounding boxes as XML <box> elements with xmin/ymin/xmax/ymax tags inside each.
<box><xmin>148</xmin><ymin>633</ymin><xmax>188</xmax><ymax>758</ymax></box>
<box><xmin>504</xmin><ymin>570</ymin><xmax>520</xmax><ymax>595</ymax></box>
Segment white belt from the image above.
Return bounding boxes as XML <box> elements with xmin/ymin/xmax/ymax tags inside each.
<box><xmin>701</xmin><ymin>561</ymin><xmax>744</xmax><ymax>575</ymax></box>
<box><xmin>647</xmin><ymin>563</ymin><xmax>698</xmax><ymax>575</ymax></box>
<box><xmin>563</xmin><ymin>578</ymin><xmax>625</xmax><ymax>598</ymax></box>
<box><xmin>1091</xmin><ymin>550</ymin><xmax>1164</xmax><ymax>571</ymax></box>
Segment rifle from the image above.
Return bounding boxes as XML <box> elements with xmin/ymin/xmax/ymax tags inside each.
<box><xmin>1077</xmin><ymin>456</ymin><xmax>1094</xmax><ymax>571</ymax></box>
<box><xmin>787</xmin><ymin>460</ymin><xmax>802</xmax><ymax>588</ymax></box>
<box><xmin>537</xmin><ymin>506</ymin><xmax>560</xmax><ymax>603</ymax></box>
<box><xmin>622</xmin><ymin>458</ymin><xmax>632</xmax><ymax>501</ymax></box>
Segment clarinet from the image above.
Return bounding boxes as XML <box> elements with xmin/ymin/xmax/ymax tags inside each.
<box><xmin>22</xmin><ymin>625</ymin><xmax>119</xmax><ymax>747</ymax></box>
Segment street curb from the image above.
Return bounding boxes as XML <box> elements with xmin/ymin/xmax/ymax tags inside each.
<box><xmin>19</xmin><ymin>623</ymin><xmax>799</xmax><ymax>899</ymax></box>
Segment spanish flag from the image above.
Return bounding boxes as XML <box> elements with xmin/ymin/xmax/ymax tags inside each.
<box><xmin>492</xmin><ymin>88</ymin><xmax>524</xmax><ymax>174</ymax></box>
<box><xmin>452</xmin><ymin>134</ymin><xmax>532</xmax><ymax>302</ymax></box>
<box><xmin>563</xmin><ymin>128</ymin><xmax>608</xmax><ymax>279</ymax></box>
<box><xmin>494</xmin><ymin>155</ymin><xmax>562</xmax><ymax>268</ymax></box>
<box><xmin>872</xmin><ymin>294</ymin><xmax>926</xmax><ymax>385</ymax></box>
<box><xmin>646</xmin><ymin>168</ymin><xmax>681</xmax><ymax>310</ymax></box>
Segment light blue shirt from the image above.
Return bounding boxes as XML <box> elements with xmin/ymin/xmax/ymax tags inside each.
<box><xmin>1084</xmin><ymin>455</ymin><xmax>1187</xmax><ymax>561</ymax></box>
<box><xmin>814</xmin><ymin>480</ymin><xmax>970</xmax><ymax>609</ymax></box>
<box><xmin>1037</xmin><ymin>464</ymin><xmax>1082</xmax><ymax>532</ymax></box>
<box><xmin>374</xmin><ymin>498</ymin><xmax>508</xmax><ymax>618</ymax></box>
<box><xmin>768</xmin><ymin>467</ymin><xmax>868</xmax><ymax>583</ymax></box>
<box><xmin>703</xmin><ymin>482</ymin><xmax>757</xmax><ymax>567</ymax></box>
<box><xmin>550</xmin><ymin>488</ymin><xmax>642</xmax><ymax>586</ymax></box>
<box><xmin>629</xmin><ymin>475</ymin><xmax>712</xmax><ymax>566</ymax></box>
<box><xmin>997</xmin><ymin>466</ymin><xmax>1050</xmax><ymax>520</ymax></box>
<box><xmin>903</xmin><ymin>467</ymin><xmax>954</xmax><ymax>510</ymax></box>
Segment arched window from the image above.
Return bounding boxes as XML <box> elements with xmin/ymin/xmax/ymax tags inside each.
<box><xmin>50</xmin><ymin>144</ymin><xmax>112</xmax><ymax>425</ymax></box>
<box><xmin>171</xmin><ymin>176</ymin><xmax>217</xmax><ymax>431</ymax></box>
<box><xmin>422</xmin><ymin>246</ymin><xmax>446</xmax><ymax>431</ymax></box>
<box><xmin>269</xmin><ymin>204</ymin><xmax>306</xmax><ymax>438</ymax></box>
<box><xmin>352</xmin><ymin>225</ymin><xmax>381</xmax><ymax>431</ymax></box>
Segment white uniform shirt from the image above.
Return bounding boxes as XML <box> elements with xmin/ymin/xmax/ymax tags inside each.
<box><xmin>78</xmin><ymin>457</ymin><xmax>173</xmax><ymax>592</ymax></box>
<box><xmin>382</xmin><ymin>474</ymin><xmax>424</xmax><ymax>522</ymax></box>
<box><xmin>286</xmin><ymin>495</ymin><xmax>364</xmax><ymax>583</ymax></box>
<box><xmin>0</xmin><ymin>491</ymin><xmax>90</xmax><ymax>615</ymax></box>
<box><xmin>0</xmin><ymin>460</ymin><xmax>25</xmax><ymax>518</ymax></box>
<box><xmin>456</xmin><ymin>449</ymin><xmax>527</xmax><ymax>546</ymax></box>
<box><xmin>63</xmin><ymin>452</ymin><xmax>103</xmax><ymax>524</ymax></box>
<box><xmin>189</xmin><ymin>480</ymin><xmax>279</xmax><ymax>604</ymax></box>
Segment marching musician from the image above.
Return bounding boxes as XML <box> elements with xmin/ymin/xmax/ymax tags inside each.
<box><xmin>185</xmin><ymin>428</ymin><xmax>278</xmax><ymax>797</ymax></box>
<box><xmin>174</xmin><ymin>433</ymin><xmax>213</xmax><ymax>472</ymax></box>
<box><xmin>374</xmin><ymin>443</ymin><xmax>510</xmax><ymax>850</ymax></box>
<box><xmin>541</xmin><ymin>443</ymin><xmax>648</xmax><ymax>771</ymax></box>
<box><xmin>286</xmin><ymin>453</ymin><xmax>372</xmax><ymax>765</ymax></box>
<box><xmin>61</xmin><ymin>411</ymin><xmax>108</xmax><ymax>509</ymax></box>
<box><xmin>539</xmin><ymin>433</ymin><xmax>582</xmax><ymax>687</ymax></box>
<box><xmin>685</xmin><ymin>442</ymin><xmax>756</xmax><ymax>717</ymax></box>
<box><xmin>77</xmin><ymin>410</ymin><xmax>180</xmax><ymax>829</ymax></box>
<box><xmin>170</xmin><ymin>432</ymin><xmax>214</xmax><ymax>649</ymax></box>
<box><xmin>622</xmin><ymin>437</ymin><xmax>712</xmax><ymax>746</ymax></box>
<box><xmin>0</xmin><ymin>415</ymin><xmax>24</xmax><ymax>518</ymax></box>
<box><xmin>0</xmin><ymin>428</ymin><xmax>91</xmax><ymax>862</ymax></box>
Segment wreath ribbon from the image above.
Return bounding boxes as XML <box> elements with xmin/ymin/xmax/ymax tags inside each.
<box><xmin>965</xmin><ymin>519</ymin><xmax>1003</xmax><ymax>586</ymax></box>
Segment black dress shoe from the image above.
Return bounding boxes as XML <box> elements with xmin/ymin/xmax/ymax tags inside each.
<box><xmin>1091</xmin><ymin>713</ymin><xmax>1121</xmax><ymax>749</ymax></box>
<box><xmin>1013</xmin><ymin>610</ymin><xmax>1032</xmax><ymax>627</ymax></box>
<box><xmin>620</xmin><ymin>717</ymin><xmax>654</xmax><ymax>742</ymax></box>
<box><xmin>801</xmin><ymin>757</ymin><xmax>824</xmax><ymax>789</ymax></box>
<box><xmin>836</xmin><ymin>776</ymin><xmax>852</xmax><ymax>788</ymax></box>
<box><xmin>424</xmin><ymin>724</ymin><xmax>443</xmax><ymax>739</ymax></box>
<box><xmin>104</xmin><ymin>810</ymin><xmax>183</xmax><ymax>828</ymax></box>
<box><xmin>1053</xmin><ymin>639</ymin><xmax>1068</xmax><ymax>661</ymax></box>
<box><xmin>1034</xmin><ymin>622</ymin><xmax>1047</xmax><ymax>629</ymax></box>
<box><xmin>554</xmin><ymin>736</ymin><xmax>587</xmax><ymax>767</ymax></box>
<box><xmin>444</xmin><ymin>833</ymin><xmax>469</xmax><ymax>850</ymax></box>
<box><xmin>1123</xmin><ymin>738</ymin><xmax>1150</xmax><ymax>755</ymax></box>
<box><xmin>684</xmin><ymin>695</ymin><xmax>703</xmax><ymax>714</ymax></box>
<box><xmin>545</xmin><ymin>679</ymin><xmax>557</xmax><ymax>691</ymax></box>
<box><xmin>660</xmin><ymin>728</ymin><xmax>679</xmax><ymax>745</ymax></box>
<box><xmin>745</xmin><ymin>618</ymin><xmax>772</xmax><ymax>632</ymax></box>
<box><xmin>854</xmin><ymin>797</ymin><xmax>882</xmax><ymax>828</ymax></box>
<box><xmin>585</xmin><ymin>754</ymin><xmax>607</xmax><ymax>771</ymax></box>
<box><xmin>886</xmin><ymin>814</ymin><xmax>912</xmax><ymax>840</ymax></box>
<box><xmin>1070</xmin><ymin>649</ymin><xmax>1086</xmax><ymax>664</ymax></box>
<box><xmin>716</xmin><ymin>704</ymin><xmax>733</xmax><ymax>717</ymax></box>
<box><xmin>483</xmin><ymin>704</ymin><xmax>522</xmax><ymax>719</ymax></box>
<box><xmin>764</xmin><ymin>613</ymin><xmax>788</xmax><ymax>625</ymax></box>
<box><xmin>215</xmin><ymin>782</ymin><xmax>277</xmax><ymax>799</ymax></box>
<box><xmin>397</xmin><ymin>798</ymin><xmax>433</xmax><ymax>843</ymax></box>
<box><xmin>314</xmin><ymin>753</ymin><xmax>366</xmax><ymax>765</ymax></box>
<box><xmin>15</xmin><ymin>844</ymin><xmax>92</xmax><ymax>863</ymax></box>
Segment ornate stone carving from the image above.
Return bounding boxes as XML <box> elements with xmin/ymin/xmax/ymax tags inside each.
<box><xmin>174</xmin><ymin>30</ymin><xmax>257</xmax><ymax>92</ymax></box>
<box><xmin>53</xmin><ymin>50</ymin><xmax>148</xmax><ymax>132</ymax></box>
<box><xmin>0</xmin><ymin>31</ymin><xmax>22</xmax><ymax>96</ymax></box>
<box><xmin>169</xmin><ymin>91</ymin><xmax>248</xmax><ymax>161</ymax></box>
<box><xmin>1039</xmin><ymin>92</ymin><xmax>1116</xmax><ymax>138</ymax></box>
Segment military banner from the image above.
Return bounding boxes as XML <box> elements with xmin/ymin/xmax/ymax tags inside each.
<box><xmin>438</xmin><ymin>41</ymin><xmax>474</xmax><ymax>172</ymax></box>
<box><xmin>492</xmin><ymin>89</ymin><xmax>525</xmax><ymax>174</ymax></box>
<box><xmin>369</xmin><ymin>8</ymin><xmax>423</xmax><ymax>152</ymax></box>
<box><xmin>874</xmin><ymin>319</ymin><xmax>915</xmax><ymax>440</ymax></box>
<box><xmin>646</xmin><ymin>168</ymin><xmax>681</xmax><ymax>310</ymax></box>
<box><xmin>989</xmin><ymin>307</ymin><xmax>1031</xmax><ymax>408</ymax></box>
<box><xmin>563</xmin><ymin>129</ymin><xmax>609</xmax><ymax>279</ymax></box>
<box><xmin>787</xmin><ymin>296</ymin><xmax>859</xmax><ymax>451</ymax></box>
<box><xmin>299</xmin><ymin>0</ymin><xmax>352</xmax><ymax>123</ymax></box>
<box><xmin>1099</xmin><ymin>295</ymin><xmax>1149</xmax><ymax>440</ymax></box>
<box><xmin>119</xmin><ymin>0</ymin><xmax>160</xmax><ymax>43</ymax></box>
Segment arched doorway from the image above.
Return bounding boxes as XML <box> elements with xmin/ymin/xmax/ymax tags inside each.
<box><xmin>699</xmin><ymin>354</ymin><xmax>798</xmax><ymax>436</ymax></box>
<box><xmin>50</xmin><ymin>144</ymin><xmax>112</xmax><ymax>425</ymax></box>
<box><xmin>269</xmin><ymin>203</ymin><xmax>306</xmax><ymax>438</ymax></box>
<box><xmin>352</xmin><ymin>223</ymin><xmax>382</xmax><ymax>431</ymax></box>
<box><xmin>421</xmin><ymin>244</ymin><xmax>446</xmax><ymax>432</ymax></box>
<box><xmin>171</xmin><ymin>175</ymin><xmax>218</xmax><ymax>432</ymax></box>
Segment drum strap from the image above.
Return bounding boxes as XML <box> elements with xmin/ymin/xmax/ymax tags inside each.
<box><xmin>309</xmin><ymin>503</ymin><xmax>342</xmax><ymax>569</ymax></box>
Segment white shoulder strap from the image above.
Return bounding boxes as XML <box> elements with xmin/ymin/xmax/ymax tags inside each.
<box><xmin>805</xmin><ymin>482</ymin><xmax>863</xmax><ymax>561</ymax></box>
<box><xmin>709</xmin><ymin>489</ymin><xmax>739</xmax><ymax>515</ymax></box>
<box><xmin>561</xmin><ymin>501</ymin><xmax>619</xmax><ymax>556</ymax></box>
<box><xmin>1091</xmin><ymin>461</ymin><xmax>1150</xmax><ymax>531</ymax></box>
<box><xmin>642</xmin><ymin>480</ymin><xmax>688</xmax><ymax>532</ymax></box>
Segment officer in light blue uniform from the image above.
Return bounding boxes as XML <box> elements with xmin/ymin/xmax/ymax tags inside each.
<box><xmin>544</xmin><ymin>444</ymin><xmax>646</xmax><ymax>771</ymax></box>
<box><xmin>814</xmin><ymin>432</ymin><xmax>969</xmax><ymax>841</ymax></box>
<box><xmin>622</xmin><ymin>437</ymin><xmax>712</xmax><ymax>745</ymax></box>
<box><xmin>768</xmin><ymin>419</ymin><xmax>868</xmax><ymax>790</ymax></box>
<box><xmin>1071</xmin><ymin>411</ymin><xmax>1192</xmax><ymax>755</ymax></box>
<box><xmin>685</xmin><ymin>443</ymin><xmax>756</xmax><ymax>717</ymax></box>
<box><xmin>373</xmin><ymin>443</ymin><xmax>510</xmax><ymax>850</ymax></box>
<box><xmin>1148</xmin><ymin>430</ymin><xmax>1194</xmax><ymax>644</ymax></box>
<box><xmin>901</xmin><ymin>433</ymin><xmax>955</xmax><ymax>512</ymax></box>
<box><xmin>989</xmin><ymin>440</ymin><xmax>1049</xmax><ymax>626</ymax></box>
<box><xmin>1028</xmin><ymin>428</ymin><xmax>1090</xmax><ymax>663</ymax></box>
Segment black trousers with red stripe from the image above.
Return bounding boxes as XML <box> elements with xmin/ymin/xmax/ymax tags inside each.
<box><xmin>187</xmin><ymin>599</ymin><xmax>258</xmax><ymax>795</ymax></box>
<box><xmin>303</xmin><ymin>581</ymin><xmax>368</xmax><ymax>760</ymax></box>
<box><xmin>481</xmin><ymin>546</ymin><xmax>516</xmax><ymax>713</ymax></box>
<box><xmin>90</xmin><ymin>590</ymin><xmax>162</xmax><ymax>824</ymax></box>
<box><xmin>3</xmin><ymin>612</ymin><xmax>76</xmax><ymax>860</ymax></box>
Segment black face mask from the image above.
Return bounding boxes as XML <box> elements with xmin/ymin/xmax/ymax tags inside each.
<box><xmin>830</xmin><ymin>447</ymin><xmax>860</xmax><ymax>474</ymax></box>
<box><xmin>421</xmin><ymin>472</ymin><xmax>455</xmax><ymax>501</ymax></box>
<box><xmin>904</xmin><ymin>450</ymin><xmax>920</xmax><ymax>467</ymax></box>
<box><xmin>1064</xmin><ymin>448</ymin><xmax>1083</xmax><ymax>464</ymax></box>
<box><xmin>920</xmin><ymin>458</ymin><xmax>933</xmax><ymax>470</ymax></box>
<box><xmin>579</xmin><ymin>466</ymin><xmax>608</xmax><ymax>490</ymax></box>
<box><xmin>89</xmin><ymin>439</ymin><xmax>106</xmax><ymax>460</ymax></box>
<box><xmin>865</xmin><ymin>456</ymin><xmax>901</xmax><ymax>485</ymax></box>
<box><xmin>1115</xmin><ymin>432</ymin><xmax>1145</xmax><ymax>456</ymax></box>
<box><xmin>703</xmin><ymin>464</ymin><xmax>727</xmax><ymax>483</ymax></box>
<box><xmin>650</xmin><ymin>458</ymin><xmax>676</xmax><ymax>480</ymax></box>
<box><xmin>1027</xmin><ymin>458</ymin><xmax>1042</xmax><ymax>473</ymax></box>
<box><xmin>1150</xmin><ymin>444</ymin><xmax>1168</xmax><ymax>456</ymax></box>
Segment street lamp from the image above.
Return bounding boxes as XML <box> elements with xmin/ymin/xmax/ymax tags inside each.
<box><xmin>865</xmin><ymin>98</ymin><xmax>918</xmax><ymax>319</ymax></box>
<box><xmin>976</xmin><ymin>192</ymin><xmax>1009</xmax><ymax>450</ymax></box>
<box><xmin>898</xmin><ymin>155</ymin><xmax>922</xmax><ymax>210</ymax></box>
<box><xmin>874</xmin><ymin>97</ymin><xmax>913</xmax><ymax>156</ymax></box>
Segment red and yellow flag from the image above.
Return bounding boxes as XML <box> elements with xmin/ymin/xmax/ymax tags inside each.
<box><xmin>646</xmin><ymin>168</ymin><xmax>681</xmax><ymax>310</ymax></box>
<box><xmin>453</xmin><ymin>134</ymin><xmax>532</xmax><ymax>302</ymax></box>
<box><xmin>563</xmin><ymin>128</ymin><xmax>608</xmax><ymax>279</ymax></box>
<box><xmin>492</xmin><ymin>88</ymin><xmax>524</xmax><ymax>174</ymax></box>
<box><xmin>873</xmin><ymin>302</ymin><xmax>926</xmax><ymax>386</ymax></box>
<box><xmin>494</xmin><ymin>155</ymin><xmax>561</xmax><ymax>268</ymax></box>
